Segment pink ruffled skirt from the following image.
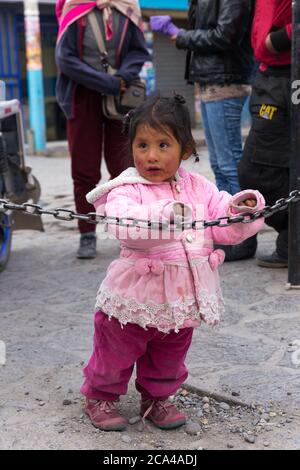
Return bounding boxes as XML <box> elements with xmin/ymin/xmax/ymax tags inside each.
<box><xmin>95</xmin><ymin>254</ymin><xmax>225</xmax><ymax>333</ymax></box>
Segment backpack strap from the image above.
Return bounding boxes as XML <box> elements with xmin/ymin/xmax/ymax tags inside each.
<box><xmin>116</xmin><ymin>17</ymin><xmax>129</xmax><ymax>69</ymax></box>
<box><xmin>88</xmin><ymin>11</ymin><xmax>113</xmax><ymax>73</ymax></box>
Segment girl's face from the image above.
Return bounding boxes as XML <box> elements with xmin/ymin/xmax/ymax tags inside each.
<box><xmin>132</xmin><ymin>124</ymin><xmax>189</xmax><ymax>183</ymax></box>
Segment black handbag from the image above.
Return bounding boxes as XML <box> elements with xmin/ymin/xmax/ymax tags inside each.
<box><xmin>88</xmin><ymin>11</ymin><xmax>146</xmax><ymax>121</ymax></box>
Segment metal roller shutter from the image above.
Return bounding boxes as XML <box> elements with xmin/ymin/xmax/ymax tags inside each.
<box><xmin>152</xmin><ymin>32</ymin><xmax>195</xmax><ymax>125</ymax></box>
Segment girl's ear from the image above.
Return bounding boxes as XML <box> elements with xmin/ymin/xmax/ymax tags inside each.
<box><xmin>181</xmin><ymin>144</ymin><xmax>194</xmax><ymax>160</ymax></box>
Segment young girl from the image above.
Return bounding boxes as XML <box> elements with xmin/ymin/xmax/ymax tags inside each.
<box><xmin>80</xmin><ymin>95</ymin><xmax>265</xmax><ymax>432</ymax></box>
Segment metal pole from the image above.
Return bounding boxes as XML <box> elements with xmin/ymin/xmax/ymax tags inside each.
<box><xmin>288</xmin><ymin>0</ymin><xmax>300</xmax><ymax>287</ymax></box>
<box><xmin>23</xmin><ymin>0</ymin><xmax>46</xmax><ymax>153</ymax></box>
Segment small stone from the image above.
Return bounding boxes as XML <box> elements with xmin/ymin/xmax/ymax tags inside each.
<box><xmin>196</xmin><ymin>409</ymin><xmax>203</xmax><ymax>418</ymax></box>
<box><xmin>243</xmin><ymin>434</ymin><xmax>255</xmax><ymax>444</ymax></box>
<box><xmin>185</xmin><ymin>422</ymin><xmax>201</xmax><ymax>435</ymax></box>
<box><xmin>269</xmin><ymin>412</ymin><xmax>277</xmax><ymax>417</ymax></box>
<box><xmin>261</xmin><ymin>413</ymin><xmax>270</xmax><ymax>422</ymax></box>
<box><xmin>39</xmin><ymin>402</ymin><xmax>45</xmax><ymax>406</ymax></box>
<box><xmin>129</xmin><ymin>416</ymin><xmax>141</xmax><ymax>425</ymax></box>
<box><xmin>201</xmin><ymin>418</ymin><xmax>209</xmax><ymax>425</ymax></box>
<box><xmin>155</xmin><ymin>440</ymin><xmax>165</xmax><ymax>449</ymax></box>
<box><xmin>137</xmin><ymin>422</ymin><xmax>144</xmax><ymax>432</ymax></box>
<box><xmin>203</xmin><ymin>404</ymin><xmax>210</xmax><ymax>412</ymax></box>
<box><xmin>231</xmin><ymin>392</ymin><xmax>240</xmax><ymax>397</ymax></box>
<box><xmin>63</xmin><ymin>399</ymin><xmax>72</xmax><ymax>406</ymax></box>
<box><xmin>227</xmin><ymin>443</ymin><xmax>234</xmax><ymax>449</ymax></box>
<box><xmin>56</xmin><ymin>386</ymin><xmax>62</xmax><ymax>390</ymax></box>
<box><xmin>189</xmin><ymin>440</ymin><xmax>203</xmax><ymax>450</ymax></box>
<box><xmin>58</xmin><ymin>429</ymin><xmax>65</xmax><ymax>434</ymax></box>
<box><xmin>263</xmin><ymin>442</ymin><xmax>270</xmax><ymax>447</ymax></box>
<box><xmin>219</xmin><ymin>402</ymin><xmax>230</xmax><ymax>411</ymax></box>
<box><xmin>68</xmin><ymin>389</ymin><xmax>73</xmax><ymax>394</ymax></box>
<box><xmin>121</xmin><ymin>435</ymin><xmax>132</xmax><ymax>444</ymax></box>
<box><xmin>202</xmin><ymin>397</ymin><xmax>210</xmax><ymax>404</ymax></box>
<box><xmin>24</xmin><ymin>392</ymin><xmax>29</xmax><ymax>396</ymax></box>
<box><xmin>180</xmin><ymin>389</ymin><xmax>189</xmax><ymax>397</ymax></box>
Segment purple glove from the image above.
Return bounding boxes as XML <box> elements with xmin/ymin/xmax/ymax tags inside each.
<box><xmin>150</xmin><ymin>15</ymin><xmax>180</xmax><ymax>37</ymax></box>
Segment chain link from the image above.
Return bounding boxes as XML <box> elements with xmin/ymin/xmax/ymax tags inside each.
<box><xmin>1</xmin><ymin>190</ymin><xmax>300</xmax><ymax>231</ymax></box>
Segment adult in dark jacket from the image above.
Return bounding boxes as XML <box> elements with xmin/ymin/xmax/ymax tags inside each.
<box><xmin>150</xmin><ymin>0</ymin><xmax>256</xmax><ymax>261</ymax></box>
<box><xmin>238</xmin><ymin>0</ymin><xmax>291</xmax><ymax>268</ymax></box>
<box><xmin>55</xmin><ymin>0</ymin><xmax>149</xmax><ymax>259</ymax></box>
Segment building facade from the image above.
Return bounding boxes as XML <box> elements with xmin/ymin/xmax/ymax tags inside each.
<box><xmin>0</xmin><ymin>0</ymin><xmax>194</xmax><ymax>141</ymax></box>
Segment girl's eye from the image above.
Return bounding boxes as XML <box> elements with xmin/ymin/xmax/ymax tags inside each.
<box><xmin>160</xmin><ymin>142</ymin><xmax>169</xmax><ymax>149</ymax></box>
<box><xmin>137</xmin><ymin>142</ymin><xmax>147</xmax><ymax>149</ymax></box>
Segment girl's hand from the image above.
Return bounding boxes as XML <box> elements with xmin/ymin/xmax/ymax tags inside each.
<box><xmin>238</xmin><ymin>198</ymin><xmax>257</xmax><ymax>208</ymax></box>
<box><xmin>265</xmin><ymin>34</ymin><xmax>278</xmax><ymax>54</ymax></box>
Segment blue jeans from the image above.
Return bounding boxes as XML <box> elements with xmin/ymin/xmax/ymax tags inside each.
<box><xmin>201</xmin><ymin>97</ymin><xmax>247</xmax><ymax>195</ymax></box>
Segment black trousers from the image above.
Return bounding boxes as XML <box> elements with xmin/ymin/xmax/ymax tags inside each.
<box><xmin>238</xmin><ymin>71</ymin><xmax>291</xmax><ymax>259</ymax></box>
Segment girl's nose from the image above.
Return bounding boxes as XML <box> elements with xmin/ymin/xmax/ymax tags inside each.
<box><xmin>147</xmin><ymin>148</ymin><xmax>158</xmax><ymax>162</ymax></box>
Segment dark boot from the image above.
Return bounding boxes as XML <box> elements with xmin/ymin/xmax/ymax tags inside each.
<box><xmin>215</xmin><ymin>235</ymin><xmax>257</xmax><ymax>262</ymax></box>
<box><xmin>256</xmin><ymin>251</ymin><xmax>288</xmax><ymax>268</ymax></box>
<box><xmin>77</xmin><ymin>232</ymin><xmax>97</xmax><ymax>259</ymax></box>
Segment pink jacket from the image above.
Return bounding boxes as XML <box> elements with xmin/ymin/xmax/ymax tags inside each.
<box><xmin>86</xmin><ymin>167</ymin><xmax>265</xmax><ymax>333</ymax></box>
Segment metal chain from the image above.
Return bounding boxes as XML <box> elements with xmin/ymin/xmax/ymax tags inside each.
<box><xmin>1</xmin><ymin>190</ymin><xmax>300</xmax><ymax>231</ymax></box>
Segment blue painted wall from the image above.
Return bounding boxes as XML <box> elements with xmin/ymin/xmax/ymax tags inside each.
<box><xmin>140</xmin><ymin>0</ymin><xmax>188</xmax><ymax>10</ymax></box>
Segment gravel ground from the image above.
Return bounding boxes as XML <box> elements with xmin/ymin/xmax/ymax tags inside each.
<box><xmin>1</xmin><ymin>372</ymin><xmax>299</xmax><ymax>450</ymax></box>
<box><xmin>1</xmin><ymin>152</ymin><xmax>300</xmax><ymax>450</ymax></box>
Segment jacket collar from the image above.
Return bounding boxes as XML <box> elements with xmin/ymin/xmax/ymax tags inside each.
<box><xmin>86</xmin><ymin>166</ymin><xmax>187</xmax><ymax>204</ymax></box>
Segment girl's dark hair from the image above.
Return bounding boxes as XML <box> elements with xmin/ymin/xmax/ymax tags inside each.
<box><xmin>122</xmin><ymin>94</ymin><xmax>196</xmax><ymax>157</ymax></box>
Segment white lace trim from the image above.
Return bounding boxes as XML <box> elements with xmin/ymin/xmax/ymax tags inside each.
<box><xmin>94</xmin><ymin>287</ymin><xmax>225</xmax><ymax>333</ymax></box>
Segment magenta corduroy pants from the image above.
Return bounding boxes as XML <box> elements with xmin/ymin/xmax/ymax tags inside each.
<box><xmin>80</xmin><ymin>310</ymin><xmax>193</xmax><ymax>401</ymax></box>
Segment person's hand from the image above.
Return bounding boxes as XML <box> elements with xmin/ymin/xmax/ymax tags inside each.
<box><xmin>149</xmin><ymin>15</ymin><xmax>180</xmax><ymax>38</ymax></box>
<box><xmin>118</xmin><ymin>78</ymin><xmax>127</xmax><ymax>94</ymax></box>
<box><xmin>265</xmin><ymin>34</ymin><xmax>278</xmax><ymax>54</ymax></box>
<box><xmin>238</xmin><ymin>198</ymin><xmax>257</xmax><ymax>208</ymax></box>
<box><xmin>173</xmin><ymin>203</ymin><xmax>185</xmax><ymax>217</ymax></box>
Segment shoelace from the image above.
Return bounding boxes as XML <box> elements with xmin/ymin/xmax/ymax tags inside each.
<box><xmin>92</xmin><ymin>400</ymin><xmax>118</xmax><ymax>415</ymax></box>
<box><xmin>141</xmin><ymin>400</ymin><xmax>173</xmax><ymax>428</ymax></box>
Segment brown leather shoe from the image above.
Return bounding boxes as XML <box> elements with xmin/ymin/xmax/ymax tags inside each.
<box><xmin>84</xmin><ymin>399</ymin><xmax>128</xmax><ymax>431</ymax></box>
<box><xmin>141</xmin><ymin>399</ymin><xmax>186</xmax><ymax>430</ymax></box>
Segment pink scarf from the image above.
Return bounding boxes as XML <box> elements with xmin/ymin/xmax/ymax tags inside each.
<box><xmin>56</xmin><ymin>0</ymin><xmax>143</xmax><ymax>42</ymax></box>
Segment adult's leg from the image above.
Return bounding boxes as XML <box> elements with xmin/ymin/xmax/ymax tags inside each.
<box><xmin>104</xmin><ymin>118</ymin><xmax>133</xmax><ymax>179</ymax></box>
<box><xmin>201</xmin><ymin>102</ymin><xmax>229</xmax><ymax>192</ymax></box>
<box><xmin>238</xmin><ymin>73</ymin><xmax>290</xmax><ymax>260</ymax></box>
<box><xmin>67</xmin><ymin>85</ymin><xmax>103</xmax><ymax>233</ymax></box>
<box><xmin>136</xmin><ymin>327</ymin><xmax>193</xmax><ymax>400</ymax></box>
<box><xmin>202</xmin><ymin>97</ymin><xmax>246</xmax><ymax>195</ymax></box>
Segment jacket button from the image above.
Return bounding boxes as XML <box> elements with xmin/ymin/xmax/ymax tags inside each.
<box><xmin>186</xmin><ymin>234</ymin><xmax>193</xmax><ymax>243</ymax></box>
<box><xmin>175</xmin><ymin>184</ymin><xmax>181</xmax><ymax>193</ymax></box>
